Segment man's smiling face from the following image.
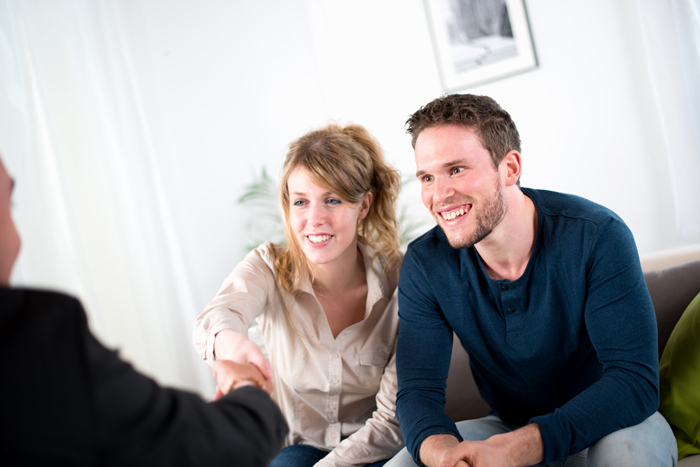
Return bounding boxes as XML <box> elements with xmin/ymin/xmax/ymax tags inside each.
<box><xmin>415</xmin><ymin>125</ymin><xmax>506</xmax><ymax>249</ymax></box>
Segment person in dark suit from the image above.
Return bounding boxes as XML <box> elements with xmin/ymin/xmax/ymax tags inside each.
<box><xmin>0</xmin><ymin>156</ymin><xmax>288</xmax><ymax>466</ymax></box>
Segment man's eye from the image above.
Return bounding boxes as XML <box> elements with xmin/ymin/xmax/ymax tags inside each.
<box><xmin>451</xmin><ymin>167</ymin><xmax>464</xmax><ymax>175</ymax></box>
<box><xmin>422</xmin><ymin>175</ymin><xmax>433</xmax><ymax>183</ymax></box>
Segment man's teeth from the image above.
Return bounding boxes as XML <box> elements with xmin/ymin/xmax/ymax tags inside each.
<box><xmin>442</xmin><ymin>207</ymin><xmax>467</xmax><ymax>221</ymax></box>
<box><xmin>308</xmin><ymin>235</ymin><xmax>331</xmax><ymax>244</ymax></box>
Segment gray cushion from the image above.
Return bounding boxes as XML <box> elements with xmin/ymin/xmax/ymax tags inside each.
<box><xmin>645</xmin><ymin>259</ymin><xmax>700</xmax><ymax>359</ymax></box>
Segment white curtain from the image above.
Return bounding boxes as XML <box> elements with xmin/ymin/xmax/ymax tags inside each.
<box><xmin>0</xmin><ymin>0</ymin><xmax>213</xmax><ymax>394</ymax></box>
<box><xmin>635</xmin><ymin>0</ymin><xmax>700</xmax><ymax>237</ymax></box>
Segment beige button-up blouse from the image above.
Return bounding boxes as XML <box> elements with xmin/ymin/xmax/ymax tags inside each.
<box><xmin>193</xmin><ymin>242</ymin><xmax>404</xmax><ymax>467</ymax></box>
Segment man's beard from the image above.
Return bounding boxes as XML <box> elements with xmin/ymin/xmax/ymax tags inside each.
<box><xmin>441</xmin><ymin>178</ymin><xmax>507</xmax><ymax>250</ymax></box>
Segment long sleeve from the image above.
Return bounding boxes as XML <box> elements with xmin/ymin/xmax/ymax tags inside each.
<box><xmin>395</xmin><ymin>247</ymin><xmax>462</xmax><ymax>464</ymax></box>
<box><xmin>193</xmin><ymin>245</ymin><xmax>277</xmax><ymax>363</ymax></box>
<box><xmin>529</xmin><ymin>217</ymin><xmax>659</xmax><ymax>463</ymax></box>
<box><xmin>315</xmin><ymin>342</ymin><xmax>405</xmax><ymax>467</ymax></box>
<box><xmin>0</xmin><ymin>289</ymin><xmax>288</xmax><ymax>466</ymax></box>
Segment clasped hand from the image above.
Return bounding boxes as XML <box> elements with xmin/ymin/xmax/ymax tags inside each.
<box><xmin>211</xmin><ymin>329</ymin><xmax>274</xmax><ymax>400</ymax></box>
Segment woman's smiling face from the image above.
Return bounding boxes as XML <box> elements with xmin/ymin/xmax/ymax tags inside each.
<box><xmin>287</xmin><ymin>168</ymin><xmax>370</xmax><ymax>267</ymax></box>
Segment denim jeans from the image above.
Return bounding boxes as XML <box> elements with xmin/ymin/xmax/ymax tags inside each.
<box><xmin>385</xmin><ymin>411</ymin><xmax>677</xmax><ymax>467</ymax></box>
<box><xmin>268</xmin><ymin>444</ymin><xmax>391</xmax><ymax>467</ymax></box>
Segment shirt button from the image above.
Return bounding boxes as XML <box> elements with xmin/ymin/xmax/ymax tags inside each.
<box><xmin>507</xmin><ymin>306</ymin><xmax>515</xmax><ymax>314</ymax></box>
<box><xmin>501</xmin><ymin>285</ymin><xmax>509</xmax><ymax>291</ymax></box>
<box><xmin>331</xmin><ymin>353</ymin><xmax>339</xmax><ymax>359</ymax></box>
<box><xmin>330</xmin><ymin>405</ymin><xmax>336</xmax><ymax>411</ymax></box>
<box><xmin>332</xmin><ymin>378</ymin><xmax>339</xmax><ymax>384</ymax></box>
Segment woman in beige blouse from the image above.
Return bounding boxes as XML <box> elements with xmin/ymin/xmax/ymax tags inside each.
<box><xmin>193</xmin><ymin>122</ymin><xmax>405</xmax><ymax>467</ymax></box>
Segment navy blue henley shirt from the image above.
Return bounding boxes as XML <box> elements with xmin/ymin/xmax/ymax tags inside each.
<box><xmin>396</xmin><ymin>188</ymin><xmax>659</xmax><ymax>464</ymax></box>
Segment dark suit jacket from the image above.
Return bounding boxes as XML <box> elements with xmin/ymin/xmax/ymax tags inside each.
<box><xmin>0</xmin><ymin>288</ymin><xmax>288</xmax><ymax>466</ymax></box>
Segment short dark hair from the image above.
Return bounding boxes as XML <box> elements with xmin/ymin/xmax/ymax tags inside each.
<box><xmin>406</xmin><ymin>94</ymin><xmax>521</xmax><ymax>168</ymax></box>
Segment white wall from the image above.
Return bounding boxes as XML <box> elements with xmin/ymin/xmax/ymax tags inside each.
<box><xmin>131</xmin><ymin>0</ymin><xmax>694</xmax><ymax>308</ymax></box>
<box><xmin>1</xmin><ymin>0</ymin><xmax>698</xmax><ymax>391</ymax></box>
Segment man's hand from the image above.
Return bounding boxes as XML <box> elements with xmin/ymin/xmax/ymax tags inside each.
<box><xmin>439</xmin><ymin>423</ymin><xmax>544</xmax><ymax>467</ymax></box>
<box><xmin>212</xmin><ymin>360</ymin><xmax>274</xmax><ymax>400</ymax></box>
<box><xmin>213</xmin><ymin>329</ymin><xmax>273</xmax><ymax>380</ymax></box>
<box><xmin>419</xmin><ymin>424</ymin><xmax>544</xmax><ymax>467</ymax></box>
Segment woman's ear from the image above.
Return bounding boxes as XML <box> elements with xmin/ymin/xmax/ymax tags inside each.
<box><xmin>358</xmin><ymin>192</ymin><xmax>373</xmax><ymax>220</ymax></box>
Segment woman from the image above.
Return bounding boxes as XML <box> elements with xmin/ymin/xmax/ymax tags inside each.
<box><xmin>193</xmin><ymin>122</ymin><xmax>404</xmax><ymax>467</ymax></box>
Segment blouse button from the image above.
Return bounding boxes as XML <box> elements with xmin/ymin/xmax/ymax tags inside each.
<box><xmin>331</xmin><ymin>353</ymin><xmax>339</xmax><ymax>359</ymax></box>
<box><xmin>507</xmin><ymin>306</ymin><xmax>515</xmax><ymax>314</ymax></box>
<box><xmin>501</xmin><ymin>285</ymin><xmax>509</xmax><ymax>291</ymax></box>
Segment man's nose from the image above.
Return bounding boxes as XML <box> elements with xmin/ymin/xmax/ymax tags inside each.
<box><xmin>433</xmin><ymin>176</ymin><xmax>455</xmax><ymax>202</ymax></box>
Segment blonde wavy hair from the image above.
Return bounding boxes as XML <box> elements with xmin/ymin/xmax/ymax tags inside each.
<box><xmin>274</xmin><ymin>122</ymin><xmax>401</xmax><ymax>296</ymax></box>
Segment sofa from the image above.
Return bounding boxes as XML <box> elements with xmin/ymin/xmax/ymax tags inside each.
<box><xmin>444</xmin><ymin>249</ymin><xmax>700</xmax><ymax>465</ymax></box>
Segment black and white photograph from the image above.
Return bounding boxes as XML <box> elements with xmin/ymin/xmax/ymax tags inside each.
<box><xmin>424</xmin><ymin>0</ymin><xmax>538</xmax><ymax>90</ymax></box>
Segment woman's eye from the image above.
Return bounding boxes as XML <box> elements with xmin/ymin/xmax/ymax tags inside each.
<box><xmin>327</xmin><ymin>198</ymin><xmax>341</xmax><ymax>205</ymax></box>
<box><xmin>293</xmin><ymin>200</ymin><xmax>305</xmax><ymax>206</ymax></box>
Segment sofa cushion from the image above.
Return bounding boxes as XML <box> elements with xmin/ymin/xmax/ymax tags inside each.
<box><xmin>644</xmin><ymin>259</ymin><xmax>700</xmax><ymax>359</ymax></box>
<box><xmin>660</xmin><ymin>291</ymin><xmax>700</xmax><ymax>460</ymax></box>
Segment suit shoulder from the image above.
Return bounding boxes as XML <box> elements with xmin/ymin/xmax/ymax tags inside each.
<box><xmin>0</xmin><ymin>288</ymin><xmax>87</xmax><ymax>332</ymax></box>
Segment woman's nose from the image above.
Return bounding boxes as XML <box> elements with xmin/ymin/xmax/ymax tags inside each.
<box><xmin>308</xmin><ymin>204</ymin><xmax>326</xmax><ymax>226</ymax></box>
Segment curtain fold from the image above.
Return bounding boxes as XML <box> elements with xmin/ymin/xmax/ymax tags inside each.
<box><xmin>635</xmin><ymin>0</ymin><xmax>700</xmax><ymax>237</ymax></box>
<box><xmin>0</xmin><ymin>0</ymin><xmax>213</xmax><ymax>395</ymax></box>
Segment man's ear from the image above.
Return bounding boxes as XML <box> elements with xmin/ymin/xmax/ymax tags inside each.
<box><xmin>501</xmin><ymin>151</ymin><xmax>522</xmax><ymax>187</ymax></box>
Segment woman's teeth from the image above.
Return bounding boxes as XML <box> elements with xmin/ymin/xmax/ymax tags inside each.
<box><xmin>308</xmin><ymin>235</ymin><xmax>331</xmax><ymax>243</ymax></box>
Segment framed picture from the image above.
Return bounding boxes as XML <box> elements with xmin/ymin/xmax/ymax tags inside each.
<box><xmin>423</xmin><ymin>0</ymin><xmax>538</xmax><ymax>91</ymax></box>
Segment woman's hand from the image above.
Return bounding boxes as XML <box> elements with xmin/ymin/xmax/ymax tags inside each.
<box><xmin>214</xmin><ymin>329</ymin><xmax>273</xmax><ymax>380</ymax></box>
<box><xmin>212</xmin><ymin>360</ymin><xmax>274</xmax><ymax>400</ymax></box>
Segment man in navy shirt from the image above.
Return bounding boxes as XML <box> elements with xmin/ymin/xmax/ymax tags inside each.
<box><xmin>387</xmin><ymin>95</ymin><xmax>677</xmax><ymax>467</ymax></box>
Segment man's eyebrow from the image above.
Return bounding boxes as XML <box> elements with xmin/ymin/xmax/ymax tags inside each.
<box><xmin>415</xmin><ymin>159</ymin><xmax>468</xmax><ymax>178</ymax></box>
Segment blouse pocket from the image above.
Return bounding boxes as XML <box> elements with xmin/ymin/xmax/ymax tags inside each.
<box><xmin>354</xmin><ymin>346</ymin><xmax>393</xmax><ymax>390</ymax></box>
<box><xmin>359</xmin><ymin>346</ymin><xmax>392</xmax><ymax>367</ymax></box>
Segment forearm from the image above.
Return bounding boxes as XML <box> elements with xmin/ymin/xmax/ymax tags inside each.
<box><xmin>419</xmin><ymin>433</ymin><xmax>462</xmax><ymax>467</ymax></box>
<box><xmin>489</xmin><ymin>423</ymin><xmax>544</xmax><ymax>467</ymax></box>
<box><xmin>213</xmin><ymin>328</ymin><xmax>248</xmax><ymax>360</ymax></box>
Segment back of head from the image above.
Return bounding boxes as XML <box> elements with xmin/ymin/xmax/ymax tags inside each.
<box><xmin>406</xmin><ymin>94</ymin><xmax>521</xmax><ymax>168</ymax></box>
<box><xmin>276</xmin><ymin>122</ymin><xmax>401</xmax><ymax>294</ymax></box>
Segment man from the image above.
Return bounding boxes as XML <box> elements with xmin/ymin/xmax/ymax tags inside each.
<box><xmin>388</xmin><ymin>94</ymin><xmax>677</xmax><ymax>467</ymax></box>
<box><xmin>0</xmin><ymin>155</ymin><xmax>288</xmax><ymax>466</ymax></box>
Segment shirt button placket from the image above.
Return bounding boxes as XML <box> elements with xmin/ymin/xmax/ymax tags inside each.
<box><xmin>327</xmin><ymin>350</ymin><xmax>341</xmax><ymax>446</ymax></box>
<box><xmin>501</xmin><ymin>282</ymin><xmax>516</xmax><ymax>316</ymax></box>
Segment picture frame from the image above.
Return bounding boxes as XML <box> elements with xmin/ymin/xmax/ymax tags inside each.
<box><xmin>423</xmin><ymin>0</ymin><xmax>538</xmax><ymax>91</ymax></box>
